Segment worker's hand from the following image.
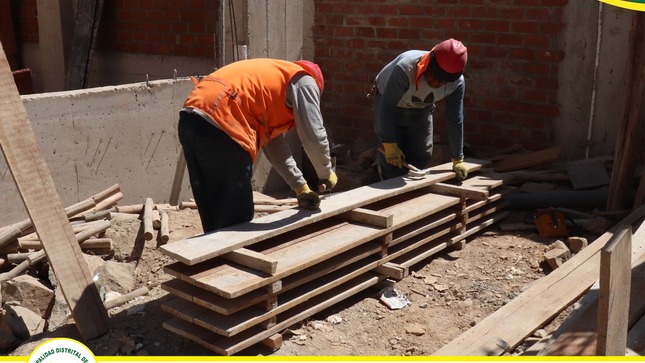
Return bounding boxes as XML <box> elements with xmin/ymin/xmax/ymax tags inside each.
<box><xmin>452</xmin><ymin>159</ymin><xmax>468</xmax><ymax>181</ymax></box>
<box><xmin>318</xmin><ymin>171</ymin><xmax>338</xmax><ymax>192</ymax></box>
<box><xmin>294</xmin><ymin>184</ymin><xmax>321</xmax><ymax>210</ymax></box>
<box><xmin>383</xmin><ymin>143</ymin><xmax>405</xmax><ymax>168</ymax></box>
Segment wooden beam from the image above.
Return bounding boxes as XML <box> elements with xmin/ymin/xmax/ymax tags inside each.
<box><xmin>426</xmin><ymin>182</ymin><xmax>489</xmax><ymax>201</ymax></box>
<box><xmin>222</xmin><ymin>248</ymin><xmax>278</xmax><ymax>275</ymax></box>
<box><xmin>0</xmin><ymin>42</ymin><xmax>109</xmax><ymax>339</ymax></box>
<box><xmin>341</xmin><ymin>208</ymin><xmax>393</xmax><ymax>228</ymax></box>
<box><xmin>607</xmin><ymin>12</ymin><xmax>645</xmax><ymax>211</ymax></box>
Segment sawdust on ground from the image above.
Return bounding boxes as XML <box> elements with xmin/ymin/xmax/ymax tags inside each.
<box><xmin>7</xmin><ymin>204</ymin><xmax>598</xmax><ymax>357</ymax></box>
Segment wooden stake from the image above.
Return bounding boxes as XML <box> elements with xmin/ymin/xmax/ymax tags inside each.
<box><xmin>104</xmin><ymin>286</ymin><xmax>150</xmax><ymax>310</ymax></box>
<box><xmin>144</xmin><ymin>198</ymin><xmax>154</xmax><ymax>241</ymax></box>
<box><xmin>160</xmin><ymin>212</ymin><xmax>170</xmax><ymax>244</ymax></box>
<box><xmin>152</xmin><ymin>209</ymin><xmax>161</xmax><ymax>229</ymax></box>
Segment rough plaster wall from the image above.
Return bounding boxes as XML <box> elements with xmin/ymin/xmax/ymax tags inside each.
<box><xmin>557</xmin><ymin>2</ymin><xmax>598</xmax><ymax>160</ymax></box>
<box><xmin>590</xmin><ymin>6</ymin><xmax>633</xmax><ymax>158</ymax></box>
<box><xmin>0</xmin><ymin>79</ymin><xmax>195</xmax><ymax>226</ymax></box>
<box><xmin>557</xmin><ymin>4</ymin><xmax>633</xmax><ymax>160</ymax></box>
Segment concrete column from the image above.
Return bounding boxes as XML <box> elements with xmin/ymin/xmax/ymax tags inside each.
<box><xmin>36</xmin><ymin>0</ymin><xmax>74</xmax><ymax>92</ymax></box>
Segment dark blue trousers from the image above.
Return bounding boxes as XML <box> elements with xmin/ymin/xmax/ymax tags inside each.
<box><xmin>178</xmin><ymin>111</ymin><xmax>254</xmax><ymax>233</ymax></box>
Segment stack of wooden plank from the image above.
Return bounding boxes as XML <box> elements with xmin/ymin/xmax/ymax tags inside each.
<box><xmin>158</xmin><ymin>159</ymin><xmax>513</xmax><ymax>355</ymax></box>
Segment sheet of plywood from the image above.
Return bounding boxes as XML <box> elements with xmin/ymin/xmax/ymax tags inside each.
<box><xmin>160</xmin><ymin>159</ymin><xmax>490</xmax><ymax>265</ymax></box>
<box><xmin>0</xmin><ymin>43</ymin><xmax>109</xmax><ymax>339</ymax></box>
<box><xmin>432</xmin><ymin>205</ymin><xmax>645</xmax><ymax>356</ymax></box>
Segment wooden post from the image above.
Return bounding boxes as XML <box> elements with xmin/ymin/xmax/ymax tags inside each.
<box><xmin>597</xmin><ymin>225</ymin><xmax>632</xmax><ymax>355</ymax></box>
<box><xmin>606</xmin><ymin>12</ymin><xmax>644</xmax><ymax>211</ymax></box>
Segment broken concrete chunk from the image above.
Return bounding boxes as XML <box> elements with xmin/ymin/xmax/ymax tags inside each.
<box><xmin>567</xmin><ymin>236</ymin><xmax>588</xmax><ymax>253</ymax></box>
<box><xmin>1</xmin><ymin>275</ymin><xmax>54</xmax><ymax>318</ymax></box>
<box><xmin>544</xmin><ymin>246</ymin><xmax>572</xmax><ymax>270</ymax></box>
<box><xmin>1</xmin><ymin>305</ymin><xmax>44</xmax><ymax>341</ymax></box>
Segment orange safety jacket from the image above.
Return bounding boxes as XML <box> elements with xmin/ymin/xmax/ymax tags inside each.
<box><xmin>183</xmin><ymin>58</ymin><xmax>323</xmax><ymax>162</ymax></box>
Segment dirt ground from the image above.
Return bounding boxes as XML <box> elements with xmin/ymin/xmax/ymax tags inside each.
<box><xmin>7</xmin><ymin>203</ymin><xmax>601</xmax><ymax>358</ymax></box>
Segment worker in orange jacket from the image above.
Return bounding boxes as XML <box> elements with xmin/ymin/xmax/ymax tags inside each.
<box><xmin>178</xmin><ymin>58</ymin><xmax>337</xmax><ymax>233</ymax></box>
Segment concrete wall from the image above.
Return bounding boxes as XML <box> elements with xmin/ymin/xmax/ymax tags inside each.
<box><xmin>0</xmin><ymin>79</ymin><xmax>194</xmax><ymax>226</ymax></box>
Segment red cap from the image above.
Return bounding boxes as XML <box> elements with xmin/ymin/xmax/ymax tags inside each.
<box><xmin>432</xmin><ymin>38</ymin><xmax>467</xmax><ymax>74</ymax></box>
<box><xmin>294</xmin><ymin>60</ymin><xmax>325</xmax><ymax>94</ymax></box>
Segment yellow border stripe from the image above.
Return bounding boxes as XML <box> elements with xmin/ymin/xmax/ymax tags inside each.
<box><xmin>3</xmin><ymin>355</ymin><xmax>645</xmax><ymax>362</ymax></box>
<box><xmin>599</xmin><ymin>0</ymin><xmax>645</xmax><ymax>11</ymax></box>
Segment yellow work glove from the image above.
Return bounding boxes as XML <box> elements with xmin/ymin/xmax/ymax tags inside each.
<box><xmin>452</xmin><ymin>158</ymin><xmax>468</xmax><ymax>181</ymax></box>
<box><xmin>318</xmin><ymin>171</ymin><xmax>338</xmax><ymax>192</ymax></box>
<box><xmin>383</xmin><ymin>143</ymin><xmax>405</xmax><ymax>168</ymax></box>
<box><xmin>294</xmin><ymin>184</ymin><xmax>321</xmax><ymax>210</ymax></box>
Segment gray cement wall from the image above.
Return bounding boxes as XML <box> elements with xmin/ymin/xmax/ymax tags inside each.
<box><xmin>0</xmin><ymin>77</ymin><xmax>299</xmax><ymax>226</ymax></box>
<box><xmin>1</xmin><ymin>79</ymin><xmax>193</xmax><ymax>226</ymax></box>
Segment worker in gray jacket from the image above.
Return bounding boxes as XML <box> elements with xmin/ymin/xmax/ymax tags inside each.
<box><xmin>371</xmin><ymin>38</ymin><xmax>469</xmax><ymax>181</ymax></box>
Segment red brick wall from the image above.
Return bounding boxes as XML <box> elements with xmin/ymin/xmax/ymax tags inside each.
<box><xmin>314</xmin><ymin>0</ymin><xmax>567</xmax><ymax>154</ymax></box>
<box><xmin>10</xmin><ymin>0</ymin><xmax>216</xmax><ymax>58</ymax></box>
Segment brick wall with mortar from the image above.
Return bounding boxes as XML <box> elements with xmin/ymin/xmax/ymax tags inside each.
<box><xmin>10</xmin><ymin>0</ymin><xmax>569</xmax><ymax>156</ymax></box>
<box><xmin>313</xmin><ymin>0</ymin><xmax>567</xmax><ymax>156</ymax></box>
<box><xmin>10</xmin><ymin>0</ymin><xmax>216</xmax><ymax>60</ymax></box>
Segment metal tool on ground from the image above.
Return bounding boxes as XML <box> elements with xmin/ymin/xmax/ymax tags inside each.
<box><xmin>377</xmin><ymin>146</ymin><xmax>430</xmax><ymax>178</ymax></box>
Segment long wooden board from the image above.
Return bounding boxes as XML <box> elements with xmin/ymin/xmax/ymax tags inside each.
<box><xmin>0</xmin><ymin>43</ymin><xmax>109</xmax><ymax>339</ymax></box>
<box><xmin>160</xmin><ymin>160</ymin><xmax>490</xmax><ymax>265</ymax></box>
<box><xmin>537</xmin><ymin>223</ymin><xmax>645</xmax><ymax>356</ymax></box>
<box><xmin>432</xmin><ymin>205</ymin><xmax>645</xmax><ymax>356</ymax></box>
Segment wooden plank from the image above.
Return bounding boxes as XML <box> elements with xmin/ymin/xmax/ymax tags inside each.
<box><xmin>163</xmin><ymin>272</ymin><xmax>385</xmax><ymax>355</ymax></box>
<box><xmin>164</xmin><ymin>257</ymin><xmax>384</xmax><ymax>337</ymax></box>
<box><xmin>493</xmin><ymin>146</ymin><xmax>562</xmax><ymax>173</ymax></box>
<box><xmin>597</xmin><ymin>225</ymin><xmax>632</xmax><ymax>355</ymax></box>
<box><xmin>221</xmin><ymin>248</ymin><xmax>278</xmax><ymax>275</ymax></box>
<box><xmin>432</xmin><ymin>205</ymin><xmax>645</xmax><ymax>356</ymax></box>
<box><xmin>167</xmin><ymin>191</ymin><xmax>464</xmax><ymax>298</ymax></box>
<box><xmin>0</xmin><ymin>43</ymin><xmax>109</xmax><ymax>339</ymax></box>
<box><xmin>426</xmin><ymin>182</ymin><xmax>489</xmax><ymax>201</ymax></box>
<box><xmin>160</xmin><ymin>159</ymin><xmax>490</xmax><ymax>265</ymax></box>
<box><xmin>395</xmin><ymin>212</ymin><xmax>509</xmax><ymax>270</ymax></box>
<box><xmin>341</xmin><ymin>208</ymin><xmax>393</xmax><ymax>228</ymax></box>
<box><xmin>538</xmin><ymin>224</ymin><xmax>645</xmax><ymax>356</ymax></box>
<box><xmin>163</xmin><ymin>241</ymin><xmax>381</xmax><ymax>316</ymax></box>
